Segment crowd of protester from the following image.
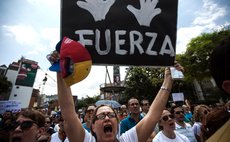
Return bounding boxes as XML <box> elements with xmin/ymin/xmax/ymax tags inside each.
<box><xmin>0</xmin><ymin>99</ymin><xmax>229</xmax><ymax>142</ymax></box>
<box><xmin>0</xmin><ymin>108</ymin><xmax>69</xmax><ymax>142</ymax></box>
<box><xmin>0</xmin><ymin>36</ymin><xmax>229</xmax><ymax>142</ymax></box>
<box><xmin>118</xmin><ymin>99</ymin><xmax>230</xmax><ymax>142</ymax></box>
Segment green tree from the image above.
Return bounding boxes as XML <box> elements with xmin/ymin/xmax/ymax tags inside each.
<box><xmin>77</xmin><ymin>95</ymin><xmax>100</xmax><ymax>109</ymax></box>
<box><xmin>176</xmin><ymin>28</ymin><xmax>230</xmax><ymax>103</ymax></box>
<box><xmin>0</xmin><ymin>76</ymin><xmax>12</xmax><ymax>100</ymax></box>
<box><xmin>123</xmin><ymin>66</ymin><xmax>194</xmax><ymax>104</ymax></box>
<box><xmin>123</xmin><ymin>67</ymin><xmax>164</xmax><ymax>103</ymax></box>
<box><xmin>123</xmin><ymin>28</ymin><xmax>230</xmax><ymax>104</ymax></box>
<box><xmin>178</xmin><ymin>29</ymin><xmax>230</xmax><ymax>82</ymax></box>
<box><xmin>0</xmin><ymin>76</ymin><xmax>12</xmax><ymax>93</ymax></box>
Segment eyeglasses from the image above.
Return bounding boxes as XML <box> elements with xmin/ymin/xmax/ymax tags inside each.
<box><xmin>162</xmin><ymin>114</ymin><xmax>174</xmax><ymax>121</ymax></box>
<box><xmin>95</xmin><ymin>112</ymin><xmax>116</xmax><ymax>120</ymax></box>
<box><xmin>11</xmin><ymin>121</ymin><xmax>35</xmax><ymax>131</ymax></box>
<box><xmin>175</xmin><ymin>111</ymin><xmax>184</xmax><ymax>115</ymax></box>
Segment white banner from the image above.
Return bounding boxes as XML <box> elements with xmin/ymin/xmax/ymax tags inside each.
<box><xmin>0</xmin><ymin>100</ymin><xmax>21</xmax><ymax>114</ymax></box>
<box><xmin>172</xmin><ymin>93</ymin><xmax>184</xmax><ymax>102</ymax></box>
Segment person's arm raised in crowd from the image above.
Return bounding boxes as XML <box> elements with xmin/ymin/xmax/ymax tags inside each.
<box><xmin>136</xmin><ymin>63</ymin><xmax>184</xmax><ymax>142</ymax></box>
<box><xmin>50</xmin><ymin>51</ymin><xmax>85</xmax><ymax>142</ymax></box>
<box><xmin>57</xmin><ymin>72</ymin><xmax>85</xmax><ymax>142</ymax></box>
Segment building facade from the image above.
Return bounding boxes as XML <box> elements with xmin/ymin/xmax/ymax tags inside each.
<box><xmin>2</xmin><ymin>58</ymin><xmax>39</xmax><ymax>108</ymax></box>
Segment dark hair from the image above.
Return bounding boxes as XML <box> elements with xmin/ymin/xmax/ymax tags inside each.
<box><xmin>140</xmin><ymin>99</ymin><xmax>149</xmax><ymax>106</ymax></box>
<box><xmin>158</xmin><ymin>109</ymin><xmax>170</xmax><ymax>131</ymax></box>
<box><xmin>128</xmin><ymin>97</ymin><xmax>139</xmax><ymax>106</ymax></box>
<box><xmin>205</xmin><ymin>109</ymin><xmax>230</xmax><ymax>138</ymax></box>
<box><xmin>90</xmin><ymin>105</ymin><xmax>119</xmax><ymax>139</ymax></box>
<box><xmin>170</xmin><ymin>105</ymin><xmax>182</xmax><ymax>114</ymax></box>
<box><xmin>193</xmin><ymin>104</ymin><xmax>210</xmax><ymax>122</ymax></box>
<box><xmin>3</xmin><ymin>110</ymin><xmax>14</xmax><ymax>120</ymax></box>
<box><xmin>210</xmin><ymin>36</ymin><xmax>230</xmax><ymax>94</ymax></box>
<box><xmin>18</xmin><ymin>109</ymin><xmax>45</xmax><ymax>128</ymax></box>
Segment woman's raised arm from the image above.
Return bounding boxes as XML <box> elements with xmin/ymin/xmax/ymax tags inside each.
<box><xmin>49</xmin><ymin>50</ymin><xmax>86</xmax><ymax>142</ymax></box>
<box><xmin>136</xmin><ymin>63</ymin><xmax>184</xmax><ymax>142</ymax></box>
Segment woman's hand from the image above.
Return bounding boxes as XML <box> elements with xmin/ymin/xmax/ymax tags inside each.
<box><xmin>47</xmin><ymin>50</ymin><xmax>60</xmax><ymax>64</ymax></box>
<box><xmin>162</xmin><ymin>67</ymin><xmax>173</xmax><ymax>91</ymax></box>
<box><xmin>174</xmin><ymin>61</ymin><xmax>184</xmax><ymax>72</ymax></box>
<box><xmin>162</xmin><ymin>62</ymin><xmax>184</xmax><ymax>91</ymax></box>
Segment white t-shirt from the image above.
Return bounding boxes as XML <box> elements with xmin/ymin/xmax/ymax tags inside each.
<box><xmin>152</xmin><ymin>131</ymin><xmax>190</xmax><ymax>142</ymax></box>
<box><xmin>54</xmin><ymin>123</ymin><xmax>60</xmax><ymax>132</ymax></box>
<box><xmin>192</xmin><ymin>122</ymin><xmax>202</xmax><ymax>136</ymax></box>
<box><xmin>175</xmin><ymin>122</ymin><xmax>197</xmax><ymax>142</ymax></box>
<box><xmin>83</xmin><ymin>126</ymin><xmax>138</xmax><ymax>142</ymax></box>
<box><xmin>50</xmin><ymin>132</ymin><xmax>69</xmax><ymax>142</ymax></box>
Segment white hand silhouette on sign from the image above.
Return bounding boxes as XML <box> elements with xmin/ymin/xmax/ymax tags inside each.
<box><xmin>127</xmin><ymin>0</ymin><xmax>161</xmax><ymax>27</ymax></box>
<box><xmin>76</xmin><ymin>0</ymin><xmax>115</xmax><ymax>21</ymax></box>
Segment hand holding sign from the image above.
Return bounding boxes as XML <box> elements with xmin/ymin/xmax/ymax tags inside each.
<box><xmin>127</xmin><ymin>0</ymin><xmax>161</xmax><ymax>27</ymax></box>
<box><xmin>76</xmin><ymin>0</ymin><xmax>115</xmax><ymax>21</ymax></box>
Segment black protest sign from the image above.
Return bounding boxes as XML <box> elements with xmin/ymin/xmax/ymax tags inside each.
<box><xmin>61</xmin><ymin>0</ymin><xmax>178</xmax><ymax>66</ymax></box>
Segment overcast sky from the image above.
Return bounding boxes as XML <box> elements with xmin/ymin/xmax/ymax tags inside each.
<box><xmin>0</xmin><ymin>0</ymin><xmax>229</xmax><ymax>99</ymax></box>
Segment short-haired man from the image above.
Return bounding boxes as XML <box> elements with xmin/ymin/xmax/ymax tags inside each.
<box><xmin>171</xmin><ymin>106</ymin><xmax>197</xmax><ymax>142</ymax></box>
<box><xmin>82</xmin><ymin>105</ymin><xmax>96</xmax><ymax>132</ymax></box>
<box><xmin>9</xmin><ymin>109</ymin><xmax>46</xmax><ymax>142</ymax></box>
<box><xmin>120</xmin><ymin>98</ymin><xmax>143</xmax><ymax>135</ymax></box>
<box><xmin>140</xmin><ymin>99</ymin><xmax>150</xmax><ymax>117</ymax></box>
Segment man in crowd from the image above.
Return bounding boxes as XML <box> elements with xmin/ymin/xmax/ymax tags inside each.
<box><xmin>140</xmin><ymin>99</ymin><xmax>150</xmax><ymax>117</ymax></box>
<box><xmin>82</xmin><ymin>105</ymin><xmax>95</xmax><ymax>132</ymax></box>
<box><xmin>50</xmin><ymin>121</ymin><xmax>69</xmax><ymax>142</ymax></box>
<box><xmin>171</xmin><ymin>106</ymin><xmax>197</xmax><ymax>142</ymax></box>
<box><xmin>120</xmin><ymin>97</ymin><xmax>143</xmax><ymax>135</ymax></box>
<box><xmin>9</xmin><ymin>109</ymin><xmax>46</xmax><ymax>142</ymax></box>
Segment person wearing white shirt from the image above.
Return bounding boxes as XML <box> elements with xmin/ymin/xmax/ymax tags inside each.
<box><xmin>152</xmin><ymin>109</ymin><xmax>190</xmax><ymax>142</ymax></box>
<box><xmin>50</xmin><ymin>121</ymin><xmax>69</xmax><ymax>142</ymax></box>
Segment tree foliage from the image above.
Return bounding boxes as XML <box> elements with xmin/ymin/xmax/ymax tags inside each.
<box><xmin>77</xmin><ymin>95</ymin><xmax>100</xmax><ymax>109</ymax></box>
<box><xmin>123</xmin><ymin>67</ymin><xmax>164</xmax><ymax>103</ymax></box>
<box><xmin>174</xmin><ymin>28</ymin><xmax>230</xmax><ymax>103</ymax></box>
<box><xmin>177</xmin><ymin>29</ymin><xmax>230</xmax><ymax>82</ymax></box>
<box><xmin>0</xmin><ymin>76</ymin><xmax>12</xmax><ymax>93</ymax></box>
<box><xmin>123</xmin><ymin>28</ymin><xmax>230</xmax><ymax>104</ymax></box>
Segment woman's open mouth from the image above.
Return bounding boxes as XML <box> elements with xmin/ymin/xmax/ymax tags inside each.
<box><xmin>12</xmin><ymin>137</ymin><xmax>22</xmax><ymax>142</ymax></box>
<box><xmin>104</xmin><ymin>124</ymin><xmax>113</xmax><ymax>134</ymax></box>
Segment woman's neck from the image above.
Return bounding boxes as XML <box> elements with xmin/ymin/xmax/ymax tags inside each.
<box><xmin>162</xmin><ymin>130</ymin><xmax>176</xmax><ymax>139</ymax></box>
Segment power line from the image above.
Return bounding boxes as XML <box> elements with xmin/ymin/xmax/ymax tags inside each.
<box><xmin>38</xmin><ymin>65</ymin><xmax>56</xmax><ymax>83</ymax></box>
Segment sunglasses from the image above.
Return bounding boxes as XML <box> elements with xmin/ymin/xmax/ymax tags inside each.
<box><xmin>162</xmin><ymin>114</ymin><xmax>174</xmax><ymax>121</ymax></box>
<box><xmin>11</xmin><ymin>121</ymin><xmax>35</xmax><ymax>131</ymax></box>
<box><xmin>95</xmin><ymin>112</ymin><xmax>116</xmax><ymax>120</ymax></box>
<box><xmin>175</xmin><ymin>111</ymin><xmax>184</xmax><ymax>115</ymax></box>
